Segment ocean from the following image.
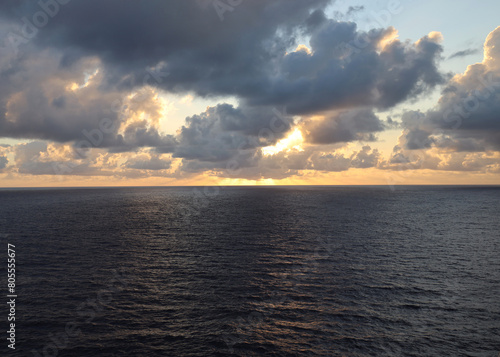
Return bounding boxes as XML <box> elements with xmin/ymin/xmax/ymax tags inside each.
<box><xmin>0</xmin><ymin>186</ymin><xmax>499</xmax><ymax>356</ymax></box>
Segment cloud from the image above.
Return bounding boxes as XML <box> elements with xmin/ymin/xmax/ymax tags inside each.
<box><xmin>8</xmin><ymin>140</ymin><xmax>176</xmax><ymax>177</ymax></box>
<box><xmin>1</xmin><ymin>1</ymin><xmax>445</xmax><ymax>124</ymax></box>
<box><xmin>307</xmin><ymin>151</ymin><xmax>352</xmax><ymax>172</ymax></box>
<box><xmin>205</xmin><ymin>144</ymin><xmax>383</xmax><ymax>180</ymax></box>
<box><xmin>307</xmin><ymin>145</ymin><xmax>380</xmax><ymax>172</ymax></box>
<box><xmin>350</xmin><ymin>145</ymin><xmax>381</xmax><ymax>168</ymax></box>
<box><xmin>173</xmin><ymin>104</ymin><xmax>292</xmax><ymax>163</ymax></box>
<box><xmin>237</xmin><ymin>23</ymin><xmax>445</xmax><ymax>114</ymax></box>
<box><xmin>384</xmin><ymin>26</ymin><xmax>500</xmax><ymax>174</ymax></box>
<box><xmin>399</xmin><ymin>26</ymin><xmax>500</xmax><ymax>156</ymax></box>
<box><xmin>124</xmin><ymin>154</ymin><xmax>171</xmax><ymax>171</ymax></box>
<box><xmin>383</xmin><ymin>26</ymin><xmax>500</xmax><ymax>173</ymax></box>
<box><xmin>0</xmin><ymin>155</ymin><xmax>7</xmax><ymax>170</ymax></box>
<box><xmin>0</xmin><ymin>52</ymin><xmax>177</xmax><ymax>152</ymax></box>
<box><xmin>301</xmin><ymin>108</ymin><xmax>384</xmax><ymax>144</ymax></box>
<box><xmin>1</xmin><ymin>2</ymin><xmax>498</xmax><ymax>181</ymax></box>
<box><xmin>346</xmin><ymin>5</ymin><xmax>365</xmax><ymax>17</ymax></box>
<box><xmin>14</xmin><ymin>141</ymin><xmax>47</xmax><ymax>165</ymax></box>
<box><xmin>12</xmin><ymin>141</ymin><xmax>99</xmax><ymax>176</ymax></box>
<box><xmin>448</xmin><ymin>48</ymin><xmax>480</xmax><ymax>60</ymax></box>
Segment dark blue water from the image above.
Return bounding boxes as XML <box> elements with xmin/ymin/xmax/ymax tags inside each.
<box><xmin>1</xmin><ymin>186</ymin><xmax>499</xmax><ymax>356</ymax></box>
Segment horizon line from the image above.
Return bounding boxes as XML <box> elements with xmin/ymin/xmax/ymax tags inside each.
<box><xmin>1</xmin><ymin>184</ymin><xmax>500</xmax><ymax>189</ymax></box>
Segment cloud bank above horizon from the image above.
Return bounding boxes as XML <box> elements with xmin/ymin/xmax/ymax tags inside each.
<box><xmin>0</xmin><ymin>0</ymin><xmax>499</xmax><ymax>186</ymax></box>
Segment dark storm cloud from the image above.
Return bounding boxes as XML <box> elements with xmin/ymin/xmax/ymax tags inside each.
<box><xmin>448</xmin><ymin>48</ymin><xmax>480</xmax><ymax>60</ymax></box>
<box><xmin>0</xmin><ymin>0</ymin><xmax>326</xmax><ymax>145</ymax></box>
<box><xmin>153</xmin><ymin>20</ymin><xmax>445</xmax><ymax>114</ymax></box>
<box><xmin>1</xmin><ymin>0</ymin><xmax>445</xmax><ymax>119</ymax></box>
<box><xmin>0</xmin><ymin>0</ymin><xmax>329</xmax><ymax>67</ymax></box>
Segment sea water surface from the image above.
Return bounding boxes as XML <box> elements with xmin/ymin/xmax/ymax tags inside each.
<box><xmin>0</xmin><ymin>186</ymin><xmax>499</xmax><ymax>356</ymax></box>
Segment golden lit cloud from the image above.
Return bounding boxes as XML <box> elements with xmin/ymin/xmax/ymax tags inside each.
<box><xmin>294</xmin><ymin>44</ymin><xmax>312</xmax><ymax>54</ymax></box>
<box><xmin>377</xmin><ymin>27</ymin><xmax>399</xmax><ymax>51</ymax></box>
<box><xmin>262</xmin><ymin>128</ymin><xmax>304</xmax><ymax>156</ymax></box>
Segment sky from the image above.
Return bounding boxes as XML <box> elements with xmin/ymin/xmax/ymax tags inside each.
<box><xmin>0</xmin><ymin>0</ymin><xmax>499</xmax><ymax>187</ymax></box>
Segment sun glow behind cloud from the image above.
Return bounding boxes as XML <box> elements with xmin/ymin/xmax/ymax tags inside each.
<box><xmin>262</xmin><ymin>128</ymin><xmax>305</xmax><ymax>156</ymax></box>
<box><xmin>219</xmin><ymin>178</ymin><xmax>277</xmax><ymax>186</ymax></box>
